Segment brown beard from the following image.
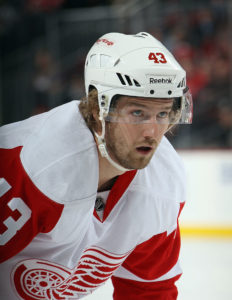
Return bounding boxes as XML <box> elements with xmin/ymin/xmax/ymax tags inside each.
<box><xmin>105</xmin><ymin>122</ymin><xmax>158</xmax><ymax>170</ymax></box>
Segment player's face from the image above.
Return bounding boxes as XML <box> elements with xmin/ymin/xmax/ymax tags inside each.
<box><xmin>105</xmin><ymin>96</ymin><xmax>173</xmax><ymax>170</ymax></box>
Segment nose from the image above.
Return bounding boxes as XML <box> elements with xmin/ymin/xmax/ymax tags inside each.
<box><xmin>141</xmin><ymin>123</ymin><xmax>159</xmax><ymax>139</ymax></box>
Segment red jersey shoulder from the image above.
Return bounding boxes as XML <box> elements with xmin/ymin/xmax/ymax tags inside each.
<box><xmin>0</xmin><ymin>147</ymin><xmax>64</xmax><ymax>262</ymax></box>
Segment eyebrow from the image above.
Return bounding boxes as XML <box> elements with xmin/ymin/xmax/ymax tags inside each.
<box><xmin>124</xmin><ymin>101</ymin><xmax>173</xmax><ymax>110</ymax></box>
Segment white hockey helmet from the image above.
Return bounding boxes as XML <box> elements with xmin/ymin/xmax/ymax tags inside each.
<box><xmin>84</xmin><ymin>32</ymin><xmax>192</xmax><ymax>171</ymax></box>
<box><xmin>85</xmin><ymin>32</ymin><xmax>193</xmax><ymax>125</ymax></box>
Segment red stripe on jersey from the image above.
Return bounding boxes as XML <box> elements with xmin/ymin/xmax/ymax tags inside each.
<box><xmin>178</xmin><ymin>201</ymin><xmax>185</xmax><ymax>217</ymax></box>
<box><xmin>112</xmin><ymin>273</ymin><xmax>181</xmax><ymax>300</ymax></box>
<box><xmin>0</xmin><ymin>147</ymin><xmax>64</xmax><ymax>262</ymax></box>
<box><xmin>94</xmin><ymin>170</ymin><xmax>137</xmax><ymax>222</ymax></box>
<box><xmin>121</xmin><ymin>202</ymin><xmax>185</xmax><ymax>281</ymax></box>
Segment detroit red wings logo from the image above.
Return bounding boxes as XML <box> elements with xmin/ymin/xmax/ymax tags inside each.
<box><xmin>12</xmin><ymin>246</ymin><xmax>130</xmax><ymax>299</ymax></box>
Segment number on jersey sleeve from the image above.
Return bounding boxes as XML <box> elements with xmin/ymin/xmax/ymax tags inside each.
<box><xmin>0</xmin><ymin>147</ymin><xmax>64</xmax><ymax>262</ymax></box>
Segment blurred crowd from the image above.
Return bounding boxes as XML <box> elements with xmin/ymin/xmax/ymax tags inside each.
<box><xmin>160</xmin><ymin>1</ymin><xmax>232</xmax><ymax>148</ymax></box>
<box><xmin>0</xmin><ymin>0</ymin><xmax>231</xmax><ymax>148</ymax></box>
<box><xmin>155</xmin><ymin>0</ymin><xmax>231</xmax><ymax>148</ymax></box>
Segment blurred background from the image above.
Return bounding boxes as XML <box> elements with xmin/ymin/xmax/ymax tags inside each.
<box><xmin>0</xmin><ymin>0</ymin><xmax>231</xmax><ymax>299</ymax></box>
<box><xmin>0</xmin><ymin>0</ymin><xmax>231</xmax><ymax>150</ymax></box>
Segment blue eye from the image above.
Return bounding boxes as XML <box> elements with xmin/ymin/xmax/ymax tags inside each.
<box><xmin>157</xmin><ymin>111</ymin><xmax>168</xmax><ymax>118</ymax></box>
<box><xmin>132</xmin><ymin>110</ymin><xmax>143</xmax><ymax>117</ymax></box>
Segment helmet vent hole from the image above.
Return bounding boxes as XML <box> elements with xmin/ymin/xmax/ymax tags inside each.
<box><xmin>114</xmin><ymin>59</ymin><xmax>120</xmax><ymax>66</ymax></box>
<box><xmin>177</xmin><ymin>78</ymin><xmax>186</xmax><ymax>88</ymax></box>
<box><xmin>125</xmin><ymin>75</ymin><xmax>133</xmax><ymax>86</ymax></box>
<box><xmin>116</xmin><ymin>73</ymin><xmax>141</xmax><ymax>87</ymax></box>
<box><xmin>168</xmin><ymin>90</ymin><xmax>172</xmax><ymax>95</ymax></box>
<box><xmin>134</xmin><ymin>35</ymin><xmax>146</xmax><ymax>39</ymax></box>
<box><xmin>140</xmin><ymin>32</ymin><xmax>149</xmax><ymax>36</ymax></box>
<box><xmin>134</xmin><ymin>32</ymin><xmax>149</xmax><ymax>38</ymax></box>
<box><xmin>116</xmin><ymin>73</ymin><xmax>126</xmax><ymax>85</ymax></box>
<box><xmin>133</xmin><ymin>79</ymin><xmax>141</xmax><ymax>87</ymax></box>
<box><xmin>150</xmin><ymin>90</ymin><xmax>155</xmax><ymax>95</ymax></box>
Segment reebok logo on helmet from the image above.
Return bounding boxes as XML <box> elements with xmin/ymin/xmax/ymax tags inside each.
<box><xmin>149</xmin><ymin>77</ymin><xmax>173</xmax><ymax>84</ymax></box>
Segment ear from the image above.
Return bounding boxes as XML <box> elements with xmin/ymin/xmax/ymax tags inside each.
<box><xmin>92</xmin><ymin>110</ymin><xmax>102</xmax><ymax>135</ymax></box>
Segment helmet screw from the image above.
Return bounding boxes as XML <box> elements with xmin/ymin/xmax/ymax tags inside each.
<box><xmin>168</xmin><ymin>90</ymin><xmax>172</xmax><ymax>95</ymax></box>
<box><xmin>150</xmin><ymin>90</ymin><xmax>155</xmax><ymax>95</ymax></box>
<box><xmin>101</xmin><ymin>95</ymin><xmax>106</xmax><ymax>100</ymax></box>
<box><xmin>101</xmin><ymin>101</ymin><xmax>105</xmax><ymax>106</ymax></box>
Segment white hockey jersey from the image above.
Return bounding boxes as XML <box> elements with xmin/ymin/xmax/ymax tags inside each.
<box><xmin>0</xmin><ymin>101</ymin><xmax>186</xmax><ymax>300</ymax></box>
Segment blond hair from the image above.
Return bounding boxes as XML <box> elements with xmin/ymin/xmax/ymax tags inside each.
<box><xmin>79</xmin><ymin>89</ymin><xmax>99</xmax><ymax>133</ymax></box>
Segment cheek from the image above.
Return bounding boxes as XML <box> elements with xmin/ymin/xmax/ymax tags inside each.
<box><xmin>117</xmin><ymin>124</ymin><xmax>138</xmax><ymax>144</ymax></box>
<box><xmin>107</xmin><ymin>123</ymin><xmax>137</xmax><ymax>147</ymax></box>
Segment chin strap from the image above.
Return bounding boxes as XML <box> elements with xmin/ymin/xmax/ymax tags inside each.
<box><xmin>94</xmin><ymin>117</ymin><xmax>131</xmax><ymax>173</ymax></box>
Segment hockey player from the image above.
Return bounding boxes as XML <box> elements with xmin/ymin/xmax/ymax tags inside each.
<box><xmin>0</xmin><ymin>32</ymin><xmax>192</xmax><ymax>299</ymax></box>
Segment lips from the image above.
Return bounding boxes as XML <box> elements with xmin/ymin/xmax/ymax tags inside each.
<box><xmin>136</xmin><ymin>146</ymin><xmax>153</xmax><ymax>154</ymax></box>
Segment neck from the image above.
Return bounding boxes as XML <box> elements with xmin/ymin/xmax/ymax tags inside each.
<box><xmin>97</xmin><ymin>149</ymin><xmax>125</xmax><ymax>192</ymax></box>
